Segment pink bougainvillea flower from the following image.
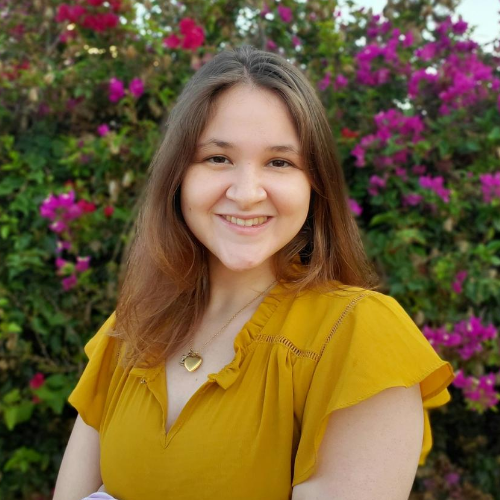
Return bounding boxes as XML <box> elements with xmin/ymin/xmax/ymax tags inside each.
<box><xmin>368</xmin><ymin>175</ymin><xmax>387</xmax><ymax>196</ymax></box>
<box><xmin>266</xmin><ymin>39</ymin><xmax>277</xmax><ymax>51</ymax></box>
<box><xmin>30</xmin><ymin>373</ymin><xmax>45</xmax><ymax>390</ymax></box>
<box><xmin>97</xmin><ymin>124</ymin><xmax>110</xmax><ymax>136</ymax></box>
<box><xmin>291</xmin><ymin>35</ymin><xmax>301</xmax><ymax>48</ymax></box>
<box><xmin>317</xmin><ymin>71</ymin><xmax>331</xmax><ymax>91</ymax></box>
<box><xmin>82</xmin><ymin>12</ymin><xmax>119</xmax><ymax>32</ymax></box>
<box><xmin>179</xmin><ymin>17</ymin><xmax>197</xmax><ymax>35</ymax></box>
<box><xmin>87</xmin><ymin>0</ymin><xmax>105</xmax><ymax>6</ymax></box>
<box><xmin>348</xmin><ymin>198</ymin><xmax>363</xmax><ymax>216</ymax></box>
<box><xmin>109</xmin><ymin>77</ymin><xmax>125</xmax><ymax>102</ymax></box>
<box><xmin>402</xmin><ymin>193</ymin><xmax>423</xmax><ymax>207</ymax></box>
<box><xmin>62</xmin><ymin>274</ymin><xmax>78</xmax><ymax>291</ymax></box>
<box><xmin>55</xmin><ymin>257</ymin><xmax>68</xmax><ymax>270</ymax></box>
<box><xmin>108</xmin><ymin>0</ymin><xmax>122</xmax><ymax>11</ymax></box>
<box><xmin>452</xmin><ymin>270</ymin><xmax>468</xmax><ymax>294</ymax></box>
<box><xmin>452</xmin><ymin>18</ymin><xmax>468</xmax><ymax>35</ymax></box>
<box><xmin>49</xmin><ymin>220</ymin><xmax>68</xmax><ymax>233</ymax></box>
<box><xmin>56</xmin><ymin>4</ymin><xmax>87</xmax><ymax>23</ymax></box>
<box><xmin>419</xmin><ymin>175</ymin><xmax>450</xmax><ymax>203</ymax></box>
<box><xmin>76</xmin><ymin>256</ymin><xmax>91</xmax><ymax>273</ymax></box>
<box><xmin>277</xmin><ymin>5</ymin><xmax>293</xmax><ymax>23</ymax></box>
<box><xmin>181</xmin><ymin>25</ymin><xmax>205</xmax><ymax>50</ymax></box>
<box><xmin>104</xmin><ymin>205</ymin><xmax>114</xmax><ymax>217</ymax></box>
<box><xmin>163</xmin><ymin>34</ymin><xmax>181</xmax><ymax>49</ymax></box>
<box><xmin>334</xmin><ymin>74</ymin><xmax>348</xmax><ymax>89</ymax></box>
<box><xmin>77</xmin><ymin>199</ymin><xmax>96</xmax><ymax>213</ymax></box>
<box><xmin>129</xmin><ymin>78</ymin><xmax>144</xmax><ymax>98</ymax></box>
<box><xmin>479</xmin><ymin>172</ymin><xmax>500</xmax><ymax>203</ymax></box>
<box><xmin>56</xmin><ymin>240</ymin><xmax>72</xmax><ymax>253</ymax></box>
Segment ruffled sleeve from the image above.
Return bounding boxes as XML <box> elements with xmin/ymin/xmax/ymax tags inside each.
<box><xmin>67</xmin><ymin>311</ymin><xmax>119</xmax><ymax>432</ymax></box>
<box><xmin>292</xmin><ymin>291</ymin><xmax>455</xmax><ymax>486</ymax></box>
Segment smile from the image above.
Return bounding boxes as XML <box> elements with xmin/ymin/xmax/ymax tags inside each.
<box><xmin>221</xmin><ymin>215</ymin><xmax>269</xmax><ymax>227</ymax></box>
<box><xmin>216</xmin><ymin>214</ymin><xmax>273</xmax><ymax>233</ymax></box>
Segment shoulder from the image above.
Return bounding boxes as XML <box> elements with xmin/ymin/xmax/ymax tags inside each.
<box><xmin>277</xmin><ymin>281</ymin><xmax>394</xmax><ymax>354</ymax></box>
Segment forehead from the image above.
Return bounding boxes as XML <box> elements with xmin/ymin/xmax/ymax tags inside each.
<box><xmin>198</xmin><ymin>85</ymin><xmax>301</xmax><ymax>151</ymax></box>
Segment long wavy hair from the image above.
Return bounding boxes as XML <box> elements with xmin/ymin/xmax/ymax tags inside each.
<box><xmin>111</xmin><ymin>44</ymin><xmax>381</xmax><ymax>369</ymax></box>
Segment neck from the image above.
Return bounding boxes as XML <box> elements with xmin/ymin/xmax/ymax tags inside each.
<box><xmin>205</xmin><ymin>256</ymin><xmax>277</xmax><ymax>317</ymax></box>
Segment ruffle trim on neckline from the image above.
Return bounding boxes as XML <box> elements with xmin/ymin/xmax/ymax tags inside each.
<box><xmin>207</xmin><ymin>279</ymin><xmax>288</xmax><ymax>389</ymax></box>
<box><xmin>128</xmin><ymin>279</ymin><xmax>289</xmax><ymax>389</ymax></box>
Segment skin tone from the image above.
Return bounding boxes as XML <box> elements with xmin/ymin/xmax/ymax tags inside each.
<box><xmin>180</xmin><ymin>83</ymin><xmax>311</xmax><ymax>320</ymax></box>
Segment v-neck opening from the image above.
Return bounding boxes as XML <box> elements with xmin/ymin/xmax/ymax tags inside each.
<box><xmin>141</xmin><ymin>279</ymin><xmax>288</xmax><ymax>447</ymax></box>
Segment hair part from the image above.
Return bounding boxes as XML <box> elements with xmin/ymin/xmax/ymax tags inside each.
<box><xmin>111</xmin><ymin>44</ymin><xmax>381</xmax><ymax>369</ymax></box>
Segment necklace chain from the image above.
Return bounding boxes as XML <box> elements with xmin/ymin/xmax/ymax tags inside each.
<box><xmin>188</xmin><ymin>279</ymin><xmax>278</xmax><ymax>353</ymax></box>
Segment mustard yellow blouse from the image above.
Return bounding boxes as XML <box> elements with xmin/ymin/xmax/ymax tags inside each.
<box><xmin>68</xmin><ymin>280</ymin><xmax>455</xmax><ymax>500</ymax></box>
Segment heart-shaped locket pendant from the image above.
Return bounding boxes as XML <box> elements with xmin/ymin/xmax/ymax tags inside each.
<box><xmin>180</xmin><ymin>349</ymin><xmax>203</xmax><ymax>372</ymax></box>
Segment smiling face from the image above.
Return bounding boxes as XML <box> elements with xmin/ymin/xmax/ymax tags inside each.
<box><xmin>180</xmin><ymin>84</ymin><xmax>311</xmax><ymax>274</ymax></box>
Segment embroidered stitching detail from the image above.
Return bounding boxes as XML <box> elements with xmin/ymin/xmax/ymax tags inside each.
<box><xmin>253</xmin><ymin>291</ymin><xmax>376</xmax><ymax>362</ymax></box>
<box><xmin>318</xmin><ymin>291</ymin><xmax>375</xmax><ymax>358</ymax></box>
<box><xmin>254</xmin><ymin>334</ymin><xmax>321</xmax><ymax>362</ymax></box>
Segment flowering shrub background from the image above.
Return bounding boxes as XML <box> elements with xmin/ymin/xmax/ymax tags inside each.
<box><xmin>1</xmin><ymin>0</ymin><xmax>500</xmax><ymax>498</ymax></box>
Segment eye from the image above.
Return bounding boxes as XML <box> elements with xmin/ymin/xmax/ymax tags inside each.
<box><xmin>269</xmin><ymin>159</ymin><xmax>294</xmax><ymax>168</ymax></box>
<box><xmin>206</xmin><ymin>155</ymin><xmax>230</xmax><ymax>164</ymax></box>
<box><xmin>205</xmin><ymin>156</ymin><xmax>294</xmax><ymax>168</ymax></box>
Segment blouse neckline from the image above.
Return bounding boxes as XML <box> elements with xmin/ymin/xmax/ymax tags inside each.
<box><xmin>129</xmin><ymin>278</ymin><xmax>289</xmax><ymax>389</ymax></box>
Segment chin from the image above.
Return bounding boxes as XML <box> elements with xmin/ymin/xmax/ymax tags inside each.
<box><xmin>217</xmin><ymin>254</ymin><xmax>270</xmax><ymax>272</ymax></box>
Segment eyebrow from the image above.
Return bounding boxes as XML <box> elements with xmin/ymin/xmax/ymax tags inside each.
<box><xmin>196</xmin><ymin>138</ymin><xmax>302</xmax><ymax>156</ymax></box>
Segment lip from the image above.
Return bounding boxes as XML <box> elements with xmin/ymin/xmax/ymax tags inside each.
<box><xmin>216</xmin><ymin>214</ymin><xmax>273</xmax><ymax>234</ymax></box>
<box><xmin>217</xmin><ymin>213</ymin><xmax>272</xmax><ymax>220</ymax></box>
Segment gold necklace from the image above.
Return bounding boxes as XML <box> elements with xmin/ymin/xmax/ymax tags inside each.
<box><xmin>179</xmin><ymin>280</ymin><xmax>278</xmax><ymax>372</ymax></box>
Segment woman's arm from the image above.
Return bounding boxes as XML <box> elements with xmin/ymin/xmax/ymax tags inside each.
<box><xmin>53</xmin><ymin>414</ymin><xmax>103</xmax><ymax>500</ymax></box>
<box><xmin>292</xmin><ymin>384</ymin><xmax>424</xmax><ymax>500</ymax></box>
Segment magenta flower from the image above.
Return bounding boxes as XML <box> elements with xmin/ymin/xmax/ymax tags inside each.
<box><xmin>266</xmin><ymin>39</ymin><xmax>277</xmax><ymax>51</ymax></box>
<box><xmin>55</xmin><ymin>257</ymin><xmax>68</xmax><ymax>270</ymax></box>
<box><xmin>419</xmin><ymin>175</ymin><xmax>450</xmax><ymax>203</ymax></box>
<box><xmin>163</xmin><ymin>34</ymin><xmax>181</xmax><ymax>49</ymax></box>
<box><xmin>97</xmin><ymin>124</ymin><xmax>110</xmax><ymax>136</ymax></box>
<box><xmin>317</xmin><ymin>71</ymin><xmax>331</xmax><ymax>91</ymax></box>
<box><xmin>29</xmin><ymin>373</ymin><xmax>45</xmax><ymax>390</ymax></box>
<box><xmin>129</xmin><ymin>78</ymin><xmax>144</xmax><ymax>98</ymax></box>
<box><xmin>260</xmin><ymin>2</ymin><xmax>271</xmax><ymax>17</ymax></box>
<box><xmin>55</xmin><ymin>4</ymin><xmax>86</xmax><ymax>23</ymax></box>
<box><xmin>108</xmin><ymin>77</ymin><xmax>125</xmax><ymax>103</ymax></box>
<box><xmin>81</xmin><ymin>12</ymin><xmax>119</xmax><ymax>32</ymax></box>
<box><xmin>291</xmin><ymin>35</ymin><xmax>301</xmax><ymax>48</ymax></box>
<box><xmin>62</xmin><ymin>274</ymin><xmax>78</xmax><ymax>291</ymax></box>
<box><xmin>479</xmin><ymin>172</ymin><xmax>500</xmax><ymax>203</ymax></box>
<box><xmin>75</xmin><ymin>256</ymin><xmax>91</xmax><ymax>273</ymax></box>
<box><xmin>334</xmin><ymin>74</ymin><xmax>348</xmax><ymax>89</ymax></box>
<box><xmin>56</xmin><ymin>240</ymin><xmax>72</xmax><ymax>253</ymax></box>
<box><xmin>452</xmin><ymin>270</ymin><xmax>468</xmax><ymax>294</ymax></box>
<box><xmin>277</xmin><ymin>5</ymin><xmax>293</xmax><ymax>23</ymax></box>
<box><xmin>49</xmin><ymin>220</ymin><xmax>68</xmax><ymax>233</ymax></box>
<box><xmin>402</xmin><ymin>193</ymin><xmax>422</xmax><ymax>207</ymax></box>
<box><xmin>348</xmin><ymin>198</ymin><xmax>363</xmax><ymax>216</ymax></box>
<box><xmin>178</xmin><ymin>17</ymin><xmax>205</xmax><ymax>51</ymax></box>
<box><xmin>368</xmin><ymin>175</ymin><xmax>387</xmax><ymax>196</ymax></box>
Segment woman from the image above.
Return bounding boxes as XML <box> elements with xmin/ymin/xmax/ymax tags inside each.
<box><xmin>53</xmin><ymin>45</ymin><xmax>455</xmax><ymax>500</ymax></box>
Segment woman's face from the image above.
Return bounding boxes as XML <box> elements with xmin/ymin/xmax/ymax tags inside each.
<box><xmin>180</xmin><ymin>84</ymin><xmax>311</xmax><ymax>273</ymax></box>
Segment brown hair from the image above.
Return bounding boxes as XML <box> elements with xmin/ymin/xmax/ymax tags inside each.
<box><xmin>111</xmin><ymin>44</ymin><xmax>381</xmax><ymax>369</ymax></box>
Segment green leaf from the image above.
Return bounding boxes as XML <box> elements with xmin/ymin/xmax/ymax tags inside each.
<box><xmin>3</xmin><ymin>401</ymin><xmax>34</xmax><ymax>430</ymax></box>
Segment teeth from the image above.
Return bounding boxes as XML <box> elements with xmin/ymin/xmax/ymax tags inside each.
<box><xmin>222</xmin><ymin>215</ymin><xmax>268</xmax><ymax>227</ymax></box>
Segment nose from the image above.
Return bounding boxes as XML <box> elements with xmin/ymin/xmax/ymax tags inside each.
<box><xmin>225</xmin><ymin>164</ymin><xmax>267</xmax><ymax>208</ymax></box>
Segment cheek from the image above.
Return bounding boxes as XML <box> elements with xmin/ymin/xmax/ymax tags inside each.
<box><xmin>274</xmin><ymin>180</ymin><xmax>311</xmax><ymax>217</ymax></box>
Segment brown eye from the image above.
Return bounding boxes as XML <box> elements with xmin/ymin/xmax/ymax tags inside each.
<box><xmin>270</xmin><ymin>159</ymin><xmax>293</xmax><ymax>168</ymax></box>
<box><xmin>206</xmin><ymin>156</ymin><xmax>229</xmax><ymax>164</ymax></box>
